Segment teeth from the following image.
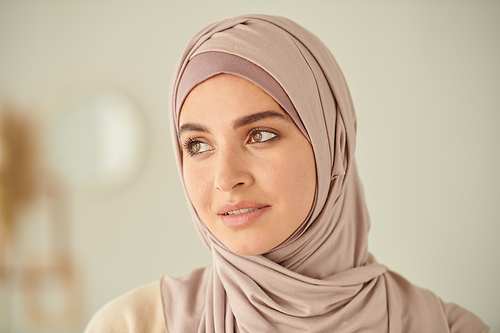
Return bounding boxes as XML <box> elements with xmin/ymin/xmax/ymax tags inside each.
<box><xmin>225</xmin><ymin>207</ymin><xmax>260</xmax><ymax>215</ymax></box>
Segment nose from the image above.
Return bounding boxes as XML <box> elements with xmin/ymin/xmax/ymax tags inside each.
<box><xmin>214</xmin><ymin>148</ymin><xmax>253</xmax><ymax>192</ymax></box>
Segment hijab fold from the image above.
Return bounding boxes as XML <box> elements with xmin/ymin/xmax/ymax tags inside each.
<box><xmin>163</xmin><ymin>14</ymin><xmax>487</xmax><ymax>333</ymax></box>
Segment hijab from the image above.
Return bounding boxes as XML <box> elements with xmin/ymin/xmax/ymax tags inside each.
<box><xmin>163</xmin><ymin>14</ymin><xmax>487</xmax><ymax>332</ymax></box>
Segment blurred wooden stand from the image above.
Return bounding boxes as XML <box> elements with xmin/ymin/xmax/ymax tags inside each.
<box><xmin>0</xmin><ymin>102</ymin><xmax>83</xmax><ymax>331</ymax></box>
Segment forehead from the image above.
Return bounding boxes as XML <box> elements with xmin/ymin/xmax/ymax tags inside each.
<box><xmin>179</xmin><ymin>74</ymin><xmax>283</xmax><ymax>122</ymax></box>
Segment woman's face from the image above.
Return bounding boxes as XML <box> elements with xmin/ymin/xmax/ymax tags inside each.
<box><xmin>179</xmin><ymin>74</ymin><xmax>316</xmax><ymax>255</ymax></box>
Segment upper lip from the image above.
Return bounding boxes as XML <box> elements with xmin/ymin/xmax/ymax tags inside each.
<box><xmin>216</xmin><ymin>201</ymin><xmax>269</xmax><ymax>215</ymax></box>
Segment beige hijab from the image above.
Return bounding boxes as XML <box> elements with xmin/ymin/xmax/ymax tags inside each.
<box><xmin>163</xmin><ymin>14</ymin><xmax>487</xmax><ymax>332</ymax></box>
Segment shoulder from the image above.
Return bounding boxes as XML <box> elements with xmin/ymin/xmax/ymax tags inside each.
<box><xmin>84</xmin><ymin>280</ymin><xmax>166</xmax><ymax>333</ymax></box>
<box><xmin>384</xmin><ymin>270</ymin><xmax>488</xmax><ymax>333</ymax></box>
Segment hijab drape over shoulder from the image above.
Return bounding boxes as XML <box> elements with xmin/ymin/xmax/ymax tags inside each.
<box><xmin>164</xmin><ymin>14</ymin><xmax>487</xmax><ymax>333</ymax></box>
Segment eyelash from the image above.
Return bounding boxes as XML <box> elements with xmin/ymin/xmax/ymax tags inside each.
<box><xmin>248</xmin><ymin>128</ymin><xmax>279</xmax><ymax>144</ymax></box>
<box><xmin>182</xmin><ymin>128</ymin><xmax>279</xmax><ymax>157</ymax></box>
<box><xmin>183</xmin><ymin>138</ymin><xmax>207</xmax><ymax>157</ymax></box>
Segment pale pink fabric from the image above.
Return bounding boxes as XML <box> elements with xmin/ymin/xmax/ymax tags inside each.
<box><xmin>163</xmin><ymin>14</ymin><xmax>487</xmax><ymax>332</ymax></box>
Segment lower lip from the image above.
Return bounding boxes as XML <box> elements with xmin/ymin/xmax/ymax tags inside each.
<box><xmin>219</xmin><ymin>206</ymin><xmax>269</xmax><ymax>228</ymax></box>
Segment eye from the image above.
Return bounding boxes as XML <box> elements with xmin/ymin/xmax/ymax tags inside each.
<box><xmin>248</xmin><ymin>130</ymin><xmax>278</xmax><ymax>144</ymax></box>
<box><xmin>183</xmin><ymin>138</ymin><xmax>213</xmax><ymax>156</ymax></box>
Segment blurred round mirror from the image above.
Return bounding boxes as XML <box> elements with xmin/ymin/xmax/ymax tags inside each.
<box><xmin>44</xmin><ymin>89</ymin><xmax>146</xmax><ymax>191</ymax></box>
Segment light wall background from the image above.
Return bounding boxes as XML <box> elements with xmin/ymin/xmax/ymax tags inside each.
<box><xmin>0</xmin><ymin>0</ymin><xmax>498</xmax><ymax>331</ymax></box>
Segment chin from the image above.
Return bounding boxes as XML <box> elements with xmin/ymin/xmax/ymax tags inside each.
<box><xmin>228</xmin><ymin>244</ymin><xmax>268</xmax><ymax>256</ymax></box>
<box><xmin>223</xmin><ymin>235</ymin><xmax>280</xmax><ymax>256</ymax></box>
<box><xmin>222</xmin><ymin>238</ymin><xmax>267</xmax><ymax>256</ymax></box>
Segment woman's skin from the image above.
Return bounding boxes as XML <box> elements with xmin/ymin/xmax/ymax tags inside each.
<box><xmin>179</xmin><ymin>74</ymin><xmax>316</xmax><ymax>255</ymax></box>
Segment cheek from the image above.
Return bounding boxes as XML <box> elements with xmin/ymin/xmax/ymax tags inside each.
<box><xmin>264</xmin><ymin>146</ymin><xmax>316</xmax><ymax>208</ymax></box>
<box><xmin>287</xmin><ymin>161</ymin><xmax>315</xmax><ymax>203</ymax></box>
<box><xmin>182</xmin><ymin>162</ymin><xmax>211</xmax><ymax>210</ymax></box>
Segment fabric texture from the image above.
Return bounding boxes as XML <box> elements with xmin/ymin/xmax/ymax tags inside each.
<box><xmin>163</xmin><ymin>14</ymin><xmax>488</xmax><ymax>332</ymax></box>
<box><xmin>84</xmin><ymin>280</ymin><xmax>165</xmax><ymax>333</ymax></box>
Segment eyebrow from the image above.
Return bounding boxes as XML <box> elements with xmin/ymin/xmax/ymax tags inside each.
<box><xmin>178</xmin><ymin>123</ymin><xmax>209</xmax><ymax>135</ymax></box>
<box><xmin>179</xmin><ymin>110</ymin><xmax>289</xmax><ymax>135</ymax></box>
<box><xmin>233</xmin><ymin>110</ymin><xmax>288</xmax><ymax>128</ymax></box>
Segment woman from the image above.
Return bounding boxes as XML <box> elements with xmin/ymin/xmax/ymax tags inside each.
<box><xmin>85</xmin><ymin>14</ymin><xmax>488</xmax><ymax>332</ymax></box>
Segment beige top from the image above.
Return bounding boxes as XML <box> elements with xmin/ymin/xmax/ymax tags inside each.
<box><xmin>84</xmin><ymin>280</ymin><xmax>166</xmax><ymax>333</ymax></box>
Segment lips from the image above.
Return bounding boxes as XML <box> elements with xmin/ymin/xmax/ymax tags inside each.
<box><xmin>216</xmin><ymin>201</ymin><xmax>268</xmax><ymax>216</ymax></box>
<box><xmin>224</xmin><ymin>207</ymin><xmax>261</xmax><ymax>215</ymax></box>
<box><xmin>217</xmin><ymin>201</ymin><xmax>269</xmax><ymax>228</ymax></box>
